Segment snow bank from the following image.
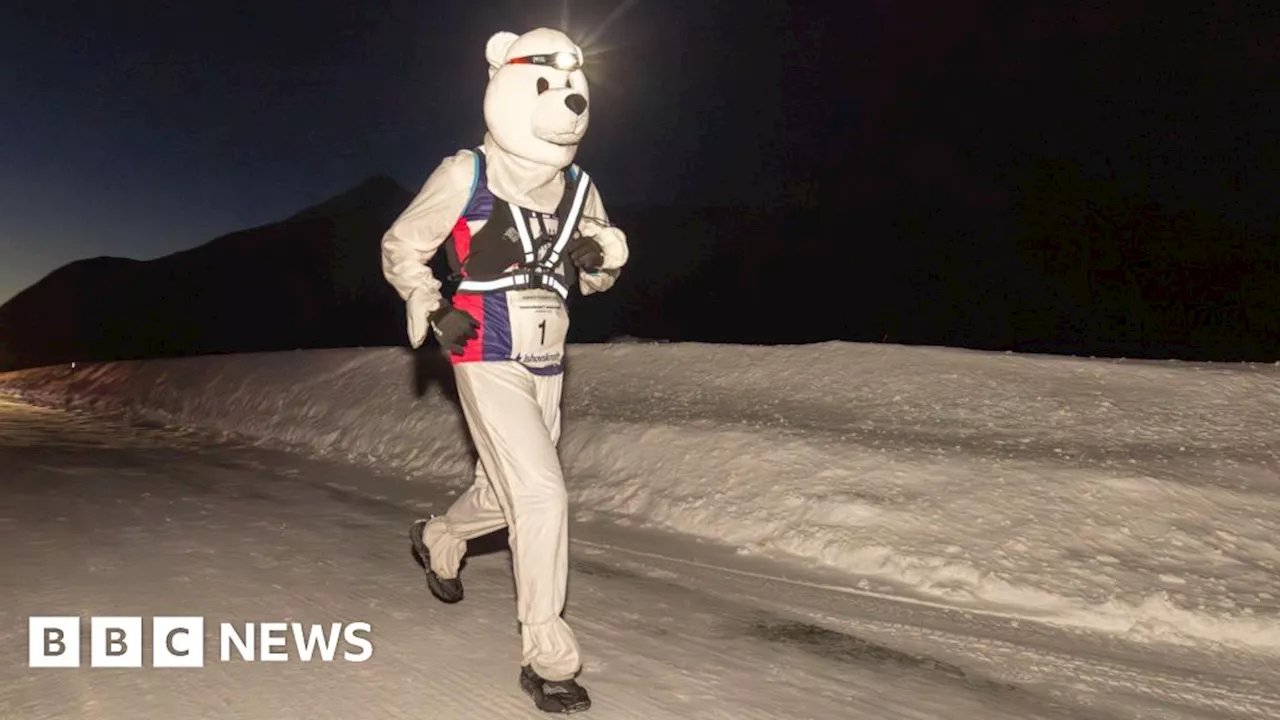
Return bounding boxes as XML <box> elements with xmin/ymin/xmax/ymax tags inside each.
<box><xmin>3</xmin><ymin>342</ymin><xmax>1279</xmax><ymax>654</ymax></box>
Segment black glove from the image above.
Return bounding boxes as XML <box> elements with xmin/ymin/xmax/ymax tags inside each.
<box><xmin>566</xmin><ymin>233</ymin><xmax>604</xmax><ymax>271</ymax></box>
<box><xmin>429</xmin><ymin>301</ymin><xmax>479</xmax><ymax>355</ymax></box>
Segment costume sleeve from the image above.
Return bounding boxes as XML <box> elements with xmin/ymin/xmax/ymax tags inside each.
<box><xmin>381</xmin><ymin>150</ymin><xmax>476</xmax><ymax>348</ymax></box>
<box><xmin>577</xmin><ymin>181</ymin><xmax>628</xmax><ymax>295</ymax></box>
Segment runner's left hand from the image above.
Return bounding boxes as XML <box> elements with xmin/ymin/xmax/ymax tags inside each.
<box><xmin>566</xmin><ymin>233</ymin><xmax>604</xmax><ymax>271</ymax></box>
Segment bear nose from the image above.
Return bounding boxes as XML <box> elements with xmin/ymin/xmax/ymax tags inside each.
<box><xmin>565</xmin><ymin>94</ymin><xmax>588</xmax><ymax>116</ymax></box>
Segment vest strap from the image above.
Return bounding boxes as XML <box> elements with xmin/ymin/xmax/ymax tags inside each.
<box><xmin>456</xmin><ymin>271</ymin><xmax>570</xmax><ymax>300</ymax></box>
<box><xmin>541</xmin><ymin>169</ymin><xmax>591</xmax><ymax>270</ymax></box>
<box><xmin>455</xmin><ymin>165</ymin><xmax>591</xmax><ymax>301</ymax></box>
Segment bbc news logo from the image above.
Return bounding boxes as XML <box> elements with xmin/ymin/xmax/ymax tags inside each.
<box><xmin>29</xmin><ymin>616</ymin><xmax>373</xmax><ymax>668</ymax></box>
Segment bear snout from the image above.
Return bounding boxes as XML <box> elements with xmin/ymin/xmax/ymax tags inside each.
<box><xmin>564</xmin><ymin>94</ymin><xmax>588</xmax><ymax>116</ymax></box>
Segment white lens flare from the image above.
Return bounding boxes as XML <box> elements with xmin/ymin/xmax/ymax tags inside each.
<box><xmin>553</xmin><ymin>51</ymin><xmax>578</xmax><ymax>70</ymax></box>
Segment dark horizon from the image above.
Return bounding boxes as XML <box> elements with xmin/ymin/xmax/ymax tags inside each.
<box><xmin>0</xmin><ymin>0</ymin><xmax>818</xmax><ymax>305</ymax></box>
<box><xmin>3</xmin><ymin>1</ymin><xmax>1278</xmax><ymax>364</ymax></box>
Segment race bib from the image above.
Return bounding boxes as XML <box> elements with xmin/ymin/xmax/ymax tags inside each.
<box><xmin>506</xmin><ymin>288</ymin><xmax>569</xmax><ymax>370</ymax></box>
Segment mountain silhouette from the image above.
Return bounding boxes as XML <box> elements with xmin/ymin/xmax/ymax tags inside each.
<box><xmin>3</xmin><ymin>163</ymin><xmax>1277</xmax><ymax>372</ymax></box>
<box><xmin>0</xmin><ymin>174</ymin><xmax>725</xmax><ymax>373</ymax></box>
<box><xmin>0</xmin><ymin>176</ymin><xmax>419</xmax><ymax>371</ymax></box>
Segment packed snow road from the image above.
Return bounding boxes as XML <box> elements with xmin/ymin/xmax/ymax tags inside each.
<box><xmin>0</xmin><ymin>399</ymin><xmax>1274</xmax><ymax>720</ymax></box>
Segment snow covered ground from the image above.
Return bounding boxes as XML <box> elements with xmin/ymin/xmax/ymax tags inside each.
<box><xmin>3</xmin><ymin>399</ymin><xmax>1084</xmax><ymax>719</ymax></box>
<box><xmin>2</xmin><ymin>394</ymin><xmax>1277</xmax><ymax>720</ymax></box>
<box><xmin>1</xmin><ymin>341</ymin><xmax>1278</xmax><ymax>717</ymax></box>
<box><xmin>3</xmin><ymin>342</ymin><xmax>1278</xmax><ymax>654</ymax></box>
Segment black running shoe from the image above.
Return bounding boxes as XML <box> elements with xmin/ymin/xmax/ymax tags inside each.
<box><xmin>520</xmin><ymin>664</ymin><xmax>591</xmax><ymax>714</ymax></box>
<box><xmin>409</xmin><ymin>518</ymin><xmax>463</xmax><ymax>603</ymax></box>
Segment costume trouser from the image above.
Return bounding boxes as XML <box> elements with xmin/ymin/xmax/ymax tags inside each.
<box><xmin>422</xmin><ymin>360</ymin><xmax>579</xmax><ymax>680</ymax></box>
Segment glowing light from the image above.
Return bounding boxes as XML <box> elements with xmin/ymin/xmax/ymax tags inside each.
<box><xmin>553</xmin><ymin>51</ymin><xmax>578</xmax><ymax>70</ymax></box>
<box><xmin>554</xmin><ymin>0</ymin><xmax>643</xmax><ymax>91</ymax></box>
<box><xmin>506</xmin><ymin>51</ymin><xmax>582</xmax><ymax>72</ymax></box>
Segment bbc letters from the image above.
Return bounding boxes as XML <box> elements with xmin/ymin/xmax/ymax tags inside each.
<box><xmin>29</xmin><ymin>616</ymin><xmax>374</xmax><ymax>667</ymax></box>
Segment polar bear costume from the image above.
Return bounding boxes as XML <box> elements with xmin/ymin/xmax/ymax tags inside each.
<box><xmin>381</xmin><ymin>27</ymin><xmax>626</xmax><ymax>713</ymax></box>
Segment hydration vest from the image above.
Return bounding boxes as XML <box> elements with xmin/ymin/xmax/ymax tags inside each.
<box><xmin>445</xmin><ymin>147</ymin><xmax>592</xmax><ymax>302</ymax></box>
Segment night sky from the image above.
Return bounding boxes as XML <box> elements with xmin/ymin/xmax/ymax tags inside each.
<box><xmin>3</xmin><ymin>1</ymin><xmax>1277</xmax><ymax>311</ymax></box>
<box><xmin>0</xmin><ymin>0</ymin><xmax>820</xmax><ymax>305</ymax></box>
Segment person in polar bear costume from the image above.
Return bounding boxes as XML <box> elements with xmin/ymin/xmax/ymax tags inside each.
<box><xmin>381</xmin><ymin>27</ymin><xmax>627</xmax><ymax>714</ymax></box>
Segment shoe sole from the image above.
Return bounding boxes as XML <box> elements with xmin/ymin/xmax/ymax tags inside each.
<box><xmin>409</xmin><ymin>520</ymin><xmax>463</xmax><ymax>604</ymax></box>
<box><xmin>520</xmin><ymin>669</ymin><xmax>591</xmax><ymax>714</ymax></box>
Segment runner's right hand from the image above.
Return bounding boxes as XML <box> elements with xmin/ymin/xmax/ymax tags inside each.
<box><xmin>429</xmin><ymin>301</ymin><xmax>480</xmax><ymax>355</ymax></box>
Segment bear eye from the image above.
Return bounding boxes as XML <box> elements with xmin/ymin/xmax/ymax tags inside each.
<box><xmin>536</xmin><ymin>77</ymin><xmax>550</xmax><ymax>95</ymax></box>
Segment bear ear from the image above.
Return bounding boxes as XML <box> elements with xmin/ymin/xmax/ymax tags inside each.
<box><xmin>485</xmin><ymin>31</ymin><xmax>520</xmax><ymax>71</ymax></box>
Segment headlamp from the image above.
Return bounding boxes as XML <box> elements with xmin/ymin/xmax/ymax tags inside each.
<box><xmin>507</xmin><ymin>50</ymin><xmax>582</xmax><ymax>72</ymax></box>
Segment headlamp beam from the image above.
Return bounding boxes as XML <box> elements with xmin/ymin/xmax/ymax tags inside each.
<box><xmin>506</xmin><ymin>50</ymin><xmax>583</xmax><ymax>72</ymax></box>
